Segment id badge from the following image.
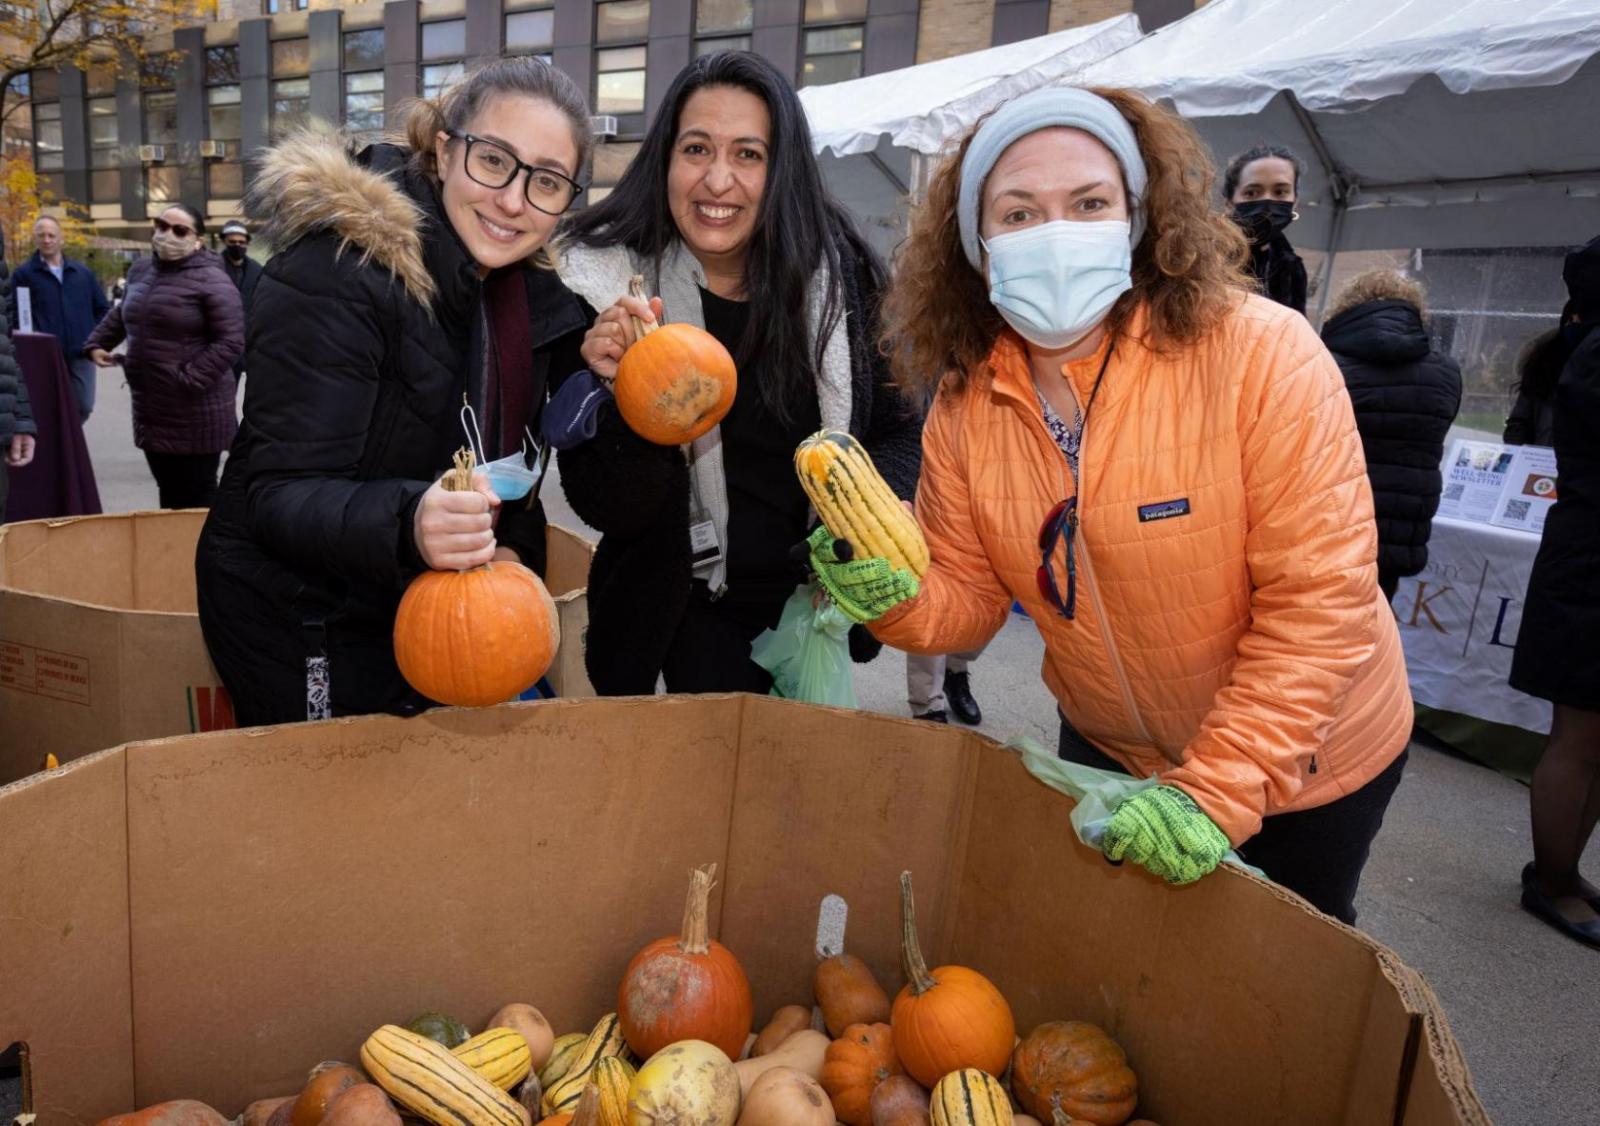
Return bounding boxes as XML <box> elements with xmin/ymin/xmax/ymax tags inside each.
<box><xmin>689</xmin><ymin>519</ymin><xmax>723</xmax><ymax>570</ymax></box>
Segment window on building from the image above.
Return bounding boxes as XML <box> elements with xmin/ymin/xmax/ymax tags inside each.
<box><xmin>595</xmin><ymin>47</ymin><xmax>646</xmax><ymax>115</ymax></box>
<box><xmin>695</xmin><ymin>35</ymin><xmax>751</xmax><ymax>57</ymax></box>
<box><xmin>208</xmin><ymin>161</ymin><xmax>245</xmax><ymax>199</ymax></box>
<box><xmin>88</xmin><ymin>97</ymin><xmax>120</xmax><ymax>202</ymax></box>
<box><xmin>422</xmin><ymin>19</ymin><xmax>466</xmax><ymax>60</ymax></box>
<box><xmin>586</xmin><ymin>139</ymin><xmax>639</xmax><ymax>204</ymax></box>
<box><xmin>263</xmin><ymin>0</ymin><xmax>309</xmax><ymax>13</ymax></box>
<box><xmin>696</xmin><ymin>0</ymin><xmax>752</xmax><ymax>33</ymax></box>
<box><xmin>146</xmin><ymin>165</ymin><xmax>182</xmax><ymax>210</ymax></box>
<box><xmin>273</xmin><ymin>37</ymin><xmax>310</xmax><ymax>77</ymax></box>
<box><xmin>208</xmin><ymin>84</ymin><xmax>242</xmax><ymax>146</ymax></box>
<box><xmin>801</xmin><ymin>24</ymin><xmax>864</xmax><ymax>86</ymax></box>
<box><xmin>86</xmin><ymin>65</ymin><xmax>118</xmax><ymax>97</ymax></box>
<box><xmin>27</xmin><ymin>68</ymin><xmax>55</xmax><ymax>100</ymax></box>
<box><xmin>422</xmin><ymin>63</ymin><xmax>465</xmax><ymax>99</ymax></box>
<box><xmin>143</xmin><ymin>91</ymin><xmax>178</xmax><ymax>146</ymax></box>
<box><xmin>345</xmin><ymin>71</ymin><xmax>385</xmax><ymax>136</ymax></box>
<box><xmin>271</xmin><ymin>77</ymin><xmax>311</xmax><ymax>140</ymax></box>
<box><xmin>343</xmin><ymin>28</ymin><xmax>384</xmax><ymax>70</ymax></box>
<box><xmin>505</xmin><ymin>9</ymin><xmax>554</xmax><ymax>54</ymax></box>
<box><xmin>206</xmin><ymin>45</ymin><xmax>240</xmax><ymax>85</ymax></box>
<box><xmin>804</xmin><ymin>0</ymin><xmax>866</xmax><ymax>18</ymax></box>
<box><xmin>596</xmin><ymin>0</ymin><xmax>650</xmax><ymax>44</ymax></box>
<box><xmin>32</xmin><ymin>98</ymin><xmax>64</xmax><ymax>196</ymax></box>
<box><xmin>141</xmin><ymin>51</ymin><xmax>178</xmax><ymax>89</ymax></box>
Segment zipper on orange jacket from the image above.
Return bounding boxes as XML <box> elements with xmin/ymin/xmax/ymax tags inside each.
<box><xmin>1007</xmin><ymin>354</ymin><xmax>1158</xmax><ymax>754</ymax></box>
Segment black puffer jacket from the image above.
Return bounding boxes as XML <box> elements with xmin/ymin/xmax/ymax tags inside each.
<box><xmin>1249</xmin><ymin>233</ymin><xmax>1308</xmax><ymax>315</ymax></box>
<box><xmin>0</xmin><ymin>287</ymin><xmax>36</xmax><ymax>450</ymax></box>
<box><xmin>1322</xmin><ymin>299</ymin><xmax>1462</xmax><ymax>579</ymax></box>
<box><xmin>554</xmin><ymin>235</ymin><xmax>923</xmax><ymax>696</ymax></box>
<box><xmin>196</xmin><ymin>137</ymin><xmax>587</xmax><ymax>724</ymax></box>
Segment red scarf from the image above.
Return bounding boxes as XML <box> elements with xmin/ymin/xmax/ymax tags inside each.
<box><xmin>483</xmin><ymin>267</ymin><xmax>533</xmax><ymax>458</ymax></box>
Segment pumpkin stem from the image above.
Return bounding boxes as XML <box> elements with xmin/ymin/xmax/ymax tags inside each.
<box><xmin>899</xmin><ymin>871</ymin><xmax>937</xmax><ymax>996</ymax></box>
<box><xmin>570</xmin><ymin>1084</ymin><xmax>601</xmax><ymax>1126</ymax></box>
<box><xmin>441</xmin><ymin>446</ymin><xmax>476</xmax><ymax>492</ymax></box>
<box><xmin>679</xmin><ymin>863</ymin><xmax>716</xmax><ymax>955</ymax></box>
<box><xmin>1050</xmin><ymin>1097</ymin><xmax>1072</xmax><ymax>1126</ymax></box>
<box><xmin>627</xmin><ymin>274</ymin><xmax>657</xmax><ymax>339</ymax></box>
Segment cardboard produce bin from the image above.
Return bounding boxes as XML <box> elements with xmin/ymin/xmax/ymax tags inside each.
<box><xmin>0</xmin><ymin>511</ymin><xmax>596</xmax><ymax>783</ymax></box>
<box><xmin>0</xmin><ymin>696</ymin><xmax>1486</xmax><ymax>1126</ymax></box>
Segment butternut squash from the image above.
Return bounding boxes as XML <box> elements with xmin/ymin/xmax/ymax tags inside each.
<box><xmin>732</xmin><ymin>1029</ymin><xmax>829</xmax><ymax>1099</ymax></box>
<box><xmin>752</xmin><ymin>1007</ymin><xmax>814</xmax><ymax>1057</ymax></box>
<box><xmin>736</xmin><ymin>1067</ymin><xmax>835</xmax><ymax>1126</ymax></box>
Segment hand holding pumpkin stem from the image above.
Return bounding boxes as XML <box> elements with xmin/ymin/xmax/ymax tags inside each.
<box><xmin>627</xmin><ymin>274</ymin><xmax>660</xmax><ymax>341</ymax></box>
<box><xmin>415</xmin><ymin>446</ymin><xmax>500</xmax><ymax>571</ymax></box>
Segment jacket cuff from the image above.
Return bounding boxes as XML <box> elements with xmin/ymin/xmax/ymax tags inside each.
<box><xmin>398</xmin><ymin>489</ymin><xmax>427</xmax><ymax>573</ymax></box>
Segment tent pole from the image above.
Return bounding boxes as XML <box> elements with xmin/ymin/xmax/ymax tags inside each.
<box><xmin>1312</xmin><ymin>198</ymin><xmax>1346</xmax><ymax>329</ymax></box>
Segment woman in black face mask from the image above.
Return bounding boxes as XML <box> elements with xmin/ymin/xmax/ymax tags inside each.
<box><xmin>1224</xmin><ymin>144</ymin><xmax>1307</xmax><ymax>315</ymax></box>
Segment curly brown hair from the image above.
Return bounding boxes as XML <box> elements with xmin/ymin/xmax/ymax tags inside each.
<box><xmin>881</xmin><ymin>87</ymin><xmax>1251</xmax><ymax>398</ymax></box>
<box><xmin>1326</xmin><ymin>268</ymin><xmax>1427</xmax><ymax>323</ymax></box>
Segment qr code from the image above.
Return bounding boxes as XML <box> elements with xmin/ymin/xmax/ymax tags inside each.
<box><xmin>1444</xmin><ymin>483</ymin><xmax>1464</xmax><ymax>501</ymax></box>
<box><xmin>1503</xmin><ymin>499</ymin><xmax>1530</xmax><ymax>521</ymax></box>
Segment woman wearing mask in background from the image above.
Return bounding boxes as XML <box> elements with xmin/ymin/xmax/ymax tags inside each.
<box><xmin>1511</xmin><ymin>234</ymin><xmax>1600</xmax><ymax>950</ymax></box>
<box><xmin>1224</xmin><ymin>143</ymin><xmax>1307</xmax><ymax>315</ymax></box>
<box><xmin>195</xmin><ymin>58</ymin><xmax>591</xmax><ymax>726</ymax></box>
<box><xmin>812</xmin><ymin>87</ymin><xmax>1411</xmax><ymax>924</ymax></box>
<box><xmin>85</xmin><ymin>203</ymin><xmax>243</xmax><ymax>508</ymax></box>
<box><xmin>551</xmin><ymin>51</ymin><xmax>921</xmax><ymax>696</ymax></box>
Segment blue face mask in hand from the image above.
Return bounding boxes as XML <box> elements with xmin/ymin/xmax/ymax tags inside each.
<box><xmin>983</xmin><ymin>219</ymin><xmax>1134</xmax><ymax>350</ymax></box>
<box><xmin>460</xmin><ymin>403</ymin><xmax>544</xmax><ymax>501</ymax></box>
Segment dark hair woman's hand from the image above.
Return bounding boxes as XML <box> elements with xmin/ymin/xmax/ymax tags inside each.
<box><xmin>579</xmin><ymin>294</ymin><xmax>664</xmax><ymax>380</ymax></box>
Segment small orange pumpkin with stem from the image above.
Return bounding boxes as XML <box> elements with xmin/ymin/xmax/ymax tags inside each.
<box><xmin>820</xmin><ymin>1022</ymin><xmax>903</xmax><ymax>1125</ymax></box>
<box><xmin>890</xmin><ymin>871</ymin><xmax>1016</xmax><ymax>1088</ymax></box>
<box><xmin>617</xmin><ymin>863</ymin><xmax>753</xmax><ymax>1060</ymax></box>
<box><xmin>614</xmin><ymin>275</ymin><xmax>736</xmax><ymax>445</ymax></box>
<box><xmin>392</xmin><ymin>448</ymin><xmax>560</xmax><ymax>707</ymax></box>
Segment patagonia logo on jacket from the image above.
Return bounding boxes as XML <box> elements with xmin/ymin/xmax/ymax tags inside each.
<box><xmin>1138</xmin><ymin>497</ymin><xmax>1191</xmax><ymax>523</ymax></box>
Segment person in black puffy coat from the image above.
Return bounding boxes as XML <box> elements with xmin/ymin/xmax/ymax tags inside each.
<box><xmin>1320</xmin><ymin>270</ymin><xmax>1462</xmax><ymax>601</ymax></box>
<box><xmin>194</xmin><ymin>58</ymin><xmax>592</xmax><ymax>726</ymax></box>
<box><xmin>1511</xmin><ymin>233</ymin><xmax>1600</xmax><ymax>951</ymax></box>
<box><xmin>549</xmin><ymin>52</ymin><xmax>922</xmax><ymax>697</ymax></box>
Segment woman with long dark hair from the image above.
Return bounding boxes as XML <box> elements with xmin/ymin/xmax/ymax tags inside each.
<box><xmin>1223</xmin><ymin>143</ymin><xmax>1307</xmax><ymax>315</ymax></box>
<box><xmin>552</xmin><ymin>51</ymin><xmax>921</xmax><ymax>696</ymax></box>
<box><xmin>195</xmin><ymin>57</ymin><xmax>592</xmax><ymax>725</ymax></box>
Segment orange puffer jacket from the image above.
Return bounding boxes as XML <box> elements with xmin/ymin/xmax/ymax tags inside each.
<box><xmin>874</xmin><ymin>295</ymin><xmax>1411</xmax><ymax>845</ymax></box>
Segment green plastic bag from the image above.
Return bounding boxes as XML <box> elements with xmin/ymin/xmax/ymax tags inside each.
<box><xmin>751</xmin><ymin>583</ymin><xmax>858</xmax><ymax>708</ymax></box>
<box><xmin>1008</xmin><ymin>735</ymin><xmax>1265</xmax><ymax>878</ymax></box>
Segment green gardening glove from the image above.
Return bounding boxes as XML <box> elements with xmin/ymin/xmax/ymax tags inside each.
<box><xmin>1101</xmin><ymin>785</ymin><xmax>1230</xmax><ymax>885</ymax></box>
<box><xmin>806</xmin><ymin>525</ymin><xmax>920</xmax><ymax>624</ymax></box>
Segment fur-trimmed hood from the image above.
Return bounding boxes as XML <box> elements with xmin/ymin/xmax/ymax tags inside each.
<box><xmin>246</xmin><ymin>131</ymin><xmax>436</xmax><ymax>308</ymax></box>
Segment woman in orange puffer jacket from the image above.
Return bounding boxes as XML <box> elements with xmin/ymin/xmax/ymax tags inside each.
<box><xmin>809</xmin><ymin>87</ymin><xmax>1412</xmax><ymax>925</ymax></box>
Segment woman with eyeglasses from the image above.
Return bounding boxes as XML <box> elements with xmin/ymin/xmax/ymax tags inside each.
<box><xmin>195</xmin><ymin>57</ymin><xmax>592</xmax><ymax>726</ymax></box>
<box><xmin>810</xmin><ymin>87</ymin><xmax>1411</xmax><ymax>925</ymax></box>
<box><xmin>549</xmin><ymin>51</ymin><xmax>921</xmax><ymax>696</ymax></box>
<box><xmin>84</xmin><ymin>204</ymin><xmax>244</xmax><ymax>508</ymax></box>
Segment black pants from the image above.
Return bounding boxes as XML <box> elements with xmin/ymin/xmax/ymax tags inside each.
<box><xmin>144</xmin><ymin>451</ymin><xmax>220</xmax><ymax>509</ymax></box>
<box><xmin>660</xmin><ymin>585</ymin><xmax>786</xmax><ymax>694</ymax></box>
<box><xmin>1058</xmin><ymin>719</ymin><xmax>1407</xmax><ymax>925</ymax></box>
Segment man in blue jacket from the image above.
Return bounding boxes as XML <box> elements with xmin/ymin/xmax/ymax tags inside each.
<box><xmin>6</xmin><ymin>215</ymin><xmax>109</xmax><ymax>423</ymax></box>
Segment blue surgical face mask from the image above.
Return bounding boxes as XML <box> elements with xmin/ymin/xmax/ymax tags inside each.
<box><xmin>461</xmin><ymin>403</ymin><xmax>544</xmax><ymax>501</ymax></box>
<box><xmin>982</xmin><ymin>219</ymin><xmax>1134</xmax><ymax>350</ymax></box>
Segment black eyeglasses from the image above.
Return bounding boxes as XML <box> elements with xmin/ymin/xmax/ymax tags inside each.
<box><xmin>446</xmin><ymin>130</ymin><xmax>582</xmax><ymax>214</ymax></box>
<box><xmin>1036</xmin><ymin>497</ymin><xmax>1079</xmax><ymax>620</ymax></box>
<box><xmin>153</xmin><ymin>217</ymin><xmax>195</xmax><ymax>240</ymax></box>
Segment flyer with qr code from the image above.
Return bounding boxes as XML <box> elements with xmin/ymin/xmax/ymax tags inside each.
<box><xmin>1488</xmin><ymin>445</ymin><xmax>1559</xmax><ymax>534</ymax></box>
<box><xmin>1437</xmin><ymin>439</ymin><xmax>1516</xmax><ymax>523</ymax></box>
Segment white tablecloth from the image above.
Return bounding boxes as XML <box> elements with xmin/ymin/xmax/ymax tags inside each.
<box><xmin>1396</xmin><ymin>515</ymin><xmax>1551</xmax><ymax>735</ymax></box>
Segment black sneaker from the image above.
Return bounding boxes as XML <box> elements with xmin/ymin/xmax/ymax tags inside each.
<box><xmin>945</xmin><ymin>671</ymin><xmax>982</xmax><ymax>726</ymax></box>
<box><xmin>916</xmin><ymin>709</ymin><xmax>949</xmax><ymax>723</ymax></box>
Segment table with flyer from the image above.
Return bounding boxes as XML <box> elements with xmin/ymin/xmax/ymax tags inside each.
<box><xmin>1398</xmin><ymin>440</ymin><xmax>1555</xmax><ymax>740</ymax></box>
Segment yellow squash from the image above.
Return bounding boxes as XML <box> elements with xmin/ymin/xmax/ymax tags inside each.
<box><xmin>360</xmin><ymin>1024</ymin><xmax>530</xmax><ymax>1126</ymax></box>
<box><xmin>794</xmin><ymin>430</ymin><xmax>928</xmax><ymax>577</ymax></box>
<box><xmin>930</xmin><ymin>1068</ymin><xmax>1014</xmax><ymax>1126</ymax></box>
<box><xmin>543</xmin><ymin>1012</ymin><xmax>629</xmax><ymax>1115</ymax></box>
<box><xmin>590</xmin><ymin>1055</ymin><xmax>635</xmax><ymax>1126</ymax></box>
<box><xmin>452</xmin><ymin>1027</ymin><xmax>534</xmax><ymax>1092</ymax></box>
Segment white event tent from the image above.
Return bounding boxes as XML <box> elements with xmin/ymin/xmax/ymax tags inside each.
<box><xmin>1078</xmin><ymin>0</ymin><xmax>1600</xmax><ymax>314</ymax></box>
<box><xmin>797</xmin><ymin>16</ymin><xmax>1142</xmax><ymax>257</ymax></box>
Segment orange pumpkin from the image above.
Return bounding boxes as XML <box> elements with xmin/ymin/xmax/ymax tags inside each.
<box><xmin>1011</xmin><ymin>1022</ymin><xmax>1137</xmax><ymax>1126</ymax></box>
<box><xmin>890</xmin><ymin>872</ymin><xmax>1015</xmax><ymax>1088</ymax></box>
<box><xmin>614</xmin><ymin>276</ymin><xmax>736</xmax><ymax>446</ymax></box>
<box><xmin>618</xmin><ymin>863</ymin><xmax>753</xmax><ymax>1060</ymax></box>
<box><xmin>820</xmin><ymin>1022</ymin><xmax>903</xmax><ymax>1125</ymax></box>
<box><xmin>393</xmin><ymin>451</ymin><xmax>559</xmax><ymax>707</ymax></box>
